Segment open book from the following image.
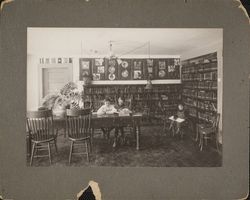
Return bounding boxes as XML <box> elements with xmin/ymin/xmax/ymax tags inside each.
<box><xmin>169</xmin><ymin>116</ymin><xmax>185</xmax><ymax>123</ymax></box>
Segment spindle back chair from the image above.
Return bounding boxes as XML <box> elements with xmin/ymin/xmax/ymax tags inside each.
<box><xmin>26</xmin><ymin>109</ymin><xmax>58</xmax><ymax>166</ymax></box>
<box><xmin>66</xmin><ymin>108</ymin><xmax>91</xmax><ymax>164</ymax></box>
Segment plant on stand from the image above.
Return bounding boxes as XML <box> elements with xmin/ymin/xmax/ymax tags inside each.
<box><xmin>41</xmin><ymin>82</ymin><xmax>83</xmax><ymax>117</ymax></box>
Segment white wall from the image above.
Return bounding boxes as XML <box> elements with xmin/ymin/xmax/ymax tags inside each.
<box><xmin>27</xmin><ymin>54</ymin><xmax>181</xmax><ymax>111</ymax></box>
<box><xmin>27</xmin><ymin>55</ymin><xmax>78</xmax><ymax>111</ymax></box>
<box><xmin>27</xmin><ymin>55</ymin><xmax>40</xmax><ymax>110</ymax></box>
<box><xmin>181</xmin><ymin>39</ymin><xmax>223</xmax><ymax>144</ymax></box>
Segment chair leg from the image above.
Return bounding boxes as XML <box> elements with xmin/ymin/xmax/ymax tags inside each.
<box><xmin>163</xmin><ymin>120</ymin><xmax>166</xmax><ymax>133</ymax></box>
<box><xmin>195</xmin><ymin>126</ymin><xmax>199</xmax><ymax>142</ymax></box>
<box><xmin>85</xmin><ymin>141</ymin><xmax>90</xmax><ymax>162</ymax></box>
<box><xmin>48</xmin><ymin>143</ymin><xmax>52</xmax><ymax>165</ymax></box>
<box><xmin>54</xmin><ymin>139</ymin><xmax>58</xmax><ymax>153</ymax></box>
<box><xmin>180</xmin><ymin>129</ymin><xmax>184</xmax><ymax>139</ymax></box>
<box><xmin>69</xmin><ymin>141</ymin><xmax>74</xmax><ymax>165</ymax></box>
<box><xmin>30</xmin><ymin>142</ymin><xmax>36</xmax><ymax>166</ymax></box>
<box><xmin>215</xmin><ymin>136</ymin><xmax>219</xmax><ymax>151</ymax></box>
<box><xmin>200</xmin><ymin>134</ymin><xmax>203</xmax><ymax>151</ymax></box>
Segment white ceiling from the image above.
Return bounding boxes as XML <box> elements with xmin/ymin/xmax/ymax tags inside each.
<box><xmin>27</xmin><ymin>28</ymin><xmax>222</xmax><ymax>57</ymax></box>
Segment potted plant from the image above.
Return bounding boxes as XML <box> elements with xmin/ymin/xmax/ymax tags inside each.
<box><xmin>41</xmin><ymin>82</ymin><xmax>81</xmax><ymax>117</ymax></box>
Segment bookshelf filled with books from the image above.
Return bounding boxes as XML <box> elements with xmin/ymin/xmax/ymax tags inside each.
<box><xmin>82</xmin><ymin>84</ymin><xmax>182</xmax><ymax>123</ymax></box>
<box><xmin>181</xmin><ymin>52</ymin><xmax>218</xmax><ymax>124</ymax></box>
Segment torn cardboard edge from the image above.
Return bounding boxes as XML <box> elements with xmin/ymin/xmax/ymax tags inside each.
<box><xmin>0</xmin><ymin>0</ymin><xmax>14</xmax><ymax>11</ymax></box>
<box><xmin>235</xmin><ymin>0</ymin><xmax>250</xmax><ymax>24</ymax></box>
<box><xmin>77</xmin><ymin>180</ymin><xmax>101</xmax><ymax>200</ymax></box>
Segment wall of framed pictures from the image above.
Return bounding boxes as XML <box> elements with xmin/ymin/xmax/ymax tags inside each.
<box><xmin>79</xmin><ymin>57</ymin><xmax>181</xmax><ymax>82</ymax></box>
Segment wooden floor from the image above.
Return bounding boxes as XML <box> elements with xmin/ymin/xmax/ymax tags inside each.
<box><xmin>27</xmin><ymin>125</ymin><xmax>222</xmax><ymax>167</ymax></box>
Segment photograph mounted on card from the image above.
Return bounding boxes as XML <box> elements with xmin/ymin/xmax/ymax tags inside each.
<box><xmin>106</xmin><ymin>59</ymin><xmax>118</xmax><ymax>80</ymax></box>
<box><xmin>93</xmin><ymin>58</ymin><xmax>106</xmax><ymax>80</ymax></box>
<box><xmin>133</xmin><ymin>70</ymin><xmax>142</xmax><ymax>80</ymax></box>
<box><xmin>119</xmin><ymin>59</ymin><xmax>132</xmax><ymax>80</ymax></box>
<box><xmin>174</xmin><ymin>58</ymin><xmax>180</xmax><ymax>65</ymax></box>
<box><xmin>95</xmin><ymin>58</ymin><xmax>104</xmax><ymax>66</ymax></box>
<box><xmin>79</xmin><ymin>58</ymin><xmax>92</xmax><ymax>80</ymax></box>
<box><xmin>157</xmin><ymin>59</ymin><xmax>167</xmax><ymax>79</ymax></box>
<box><xmin>45</xmin><ymin>58</ymin><xmax>50</xmax><ymax>64</ymax></box>
<box><xmin>81</xmin><ymin>60</ymin><xmax>90</xmax><ymax>69</ymax></box>
<box><xmin>167</xmin><ymin>58</ymin><xmax>180</xmax><ymax>79</ymax></box>
<box><xmin>97</xmin><ymin>66</ymin><xmax>105</xmax><ymax>73</ymax></box>
<box><xmin>57</xmin><ymin>58</ymin><xmax>62</xmax><ymax>64</ymax></box>
<box><xmin>92</xmin><ymin>73</ymin><xmax>101</xmax><ymax>81</ymax></box>
<box><xmin>133</xmin><ymin>59</ymin><xmax>144</xmax><ymax>79</ymax></box>
<box><xmin>145</xmin><ymin>59</ymin><xmax>154</xmax><ymax>79</ymax></box>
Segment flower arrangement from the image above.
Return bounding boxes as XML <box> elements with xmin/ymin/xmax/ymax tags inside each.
<box><xmin>41</xmin><ymin>82</ymin><xmax>83</xmax><ymax>116</ymax></box>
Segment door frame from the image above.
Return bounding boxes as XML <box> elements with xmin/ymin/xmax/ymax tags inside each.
<box><xmin>38</xmin><ymin>63</ymin><xmax>73</xmax><ymax>106</ymax></box>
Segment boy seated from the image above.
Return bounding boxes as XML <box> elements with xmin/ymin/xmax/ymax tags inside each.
<box><xmin>97</xmin><ymin>97</ymin><xmax>117</xmax><ymax>115</ymax></box>
<box><xmin>96</xmin><ymin>97</ymin><xmax>117</xmax><ymax>141</ymax></box>
<box><xmin>169</xmin><ymin>104</ymin><xmax>186</xmax><ymax>135</ymax></box>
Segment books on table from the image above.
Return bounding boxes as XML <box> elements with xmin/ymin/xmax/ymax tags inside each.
<box><xmin>169</xmin><ymin>116</ymin><xmax>185</xmax><ymax>123</ymax></box>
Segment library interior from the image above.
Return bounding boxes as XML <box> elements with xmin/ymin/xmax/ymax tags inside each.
<box><xmin>26</xmin><ymin>28</ymin><xmax>223</xmax><ymax>167</ymax></box>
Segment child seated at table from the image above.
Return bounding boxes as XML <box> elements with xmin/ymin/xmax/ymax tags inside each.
<box><xmin>169</xmin><ymin>104</ymin><xmax>186</xmax><ymax>135</ymax></box>
<box><xmin>97</xmin><ymin>97</ymin><xmax>117</xmax><ymax>115</ymax></box>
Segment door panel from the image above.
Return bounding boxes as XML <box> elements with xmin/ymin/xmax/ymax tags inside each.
<box><xmin>42</xmin><ymin>67</ymin><xmax>71</xmax><ymax>98</ymax></box>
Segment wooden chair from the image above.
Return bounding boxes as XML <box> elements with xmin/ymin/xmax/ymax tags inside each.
<box><xmin>26</xmin><ymin>110</ymin><xmax>58</xmax><ymax>166</ymax></box>
<box><xmin>66</xmin><ymin>108</ymin><xmax>91</xmax><ymax>165</ymax></box>
<box><xmin>197</xmin><ymin>113</ymin><xmax>220</xmax><ymax>151</ymax></box>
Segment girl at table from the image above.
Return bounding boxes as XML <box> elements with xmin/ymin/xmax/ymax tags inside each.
<box><xmin>113</xmin><ymin>96</ymin><xmax>131</xmax><ymax>148</ymax></box>
<box><xmin>169</xmin><ymin>104</ymin><xmax>185</xmax><ymax>135</ymax></box>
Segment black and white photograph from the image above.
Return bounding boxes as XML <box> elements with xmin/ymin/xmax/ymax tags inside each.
<box><xmin>27</xmin><ymin>28</ymin><xmax>223</xmax><ymax>167</ymax></box>
<box><xmin>1</xmin><ymin>1</ymin><xmax>249</xmax><ymax>199</ymax></box>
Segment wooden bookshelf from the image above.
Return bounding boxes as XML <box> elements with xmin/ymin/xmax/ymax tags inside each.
<box><xmin>82</xmin><ymin>84</ymin><xmax>182</xmax><ymax>124</ymax></box>
<box><xmin>181</xmin><ymin>52</ymin><xmax>218</xmax><ymax>124</ymax></box>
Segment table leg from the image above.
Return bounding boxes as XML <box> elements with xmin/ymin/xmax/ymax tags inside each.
<box><xmin>136</xmin><ymin>125</ymin><xmax>140</xmax><ymax>150</ymax></box>
<box><xmin>90</xmin><ymin>128</ymin><xmax>94</xmax><ymax>152</ymax></box>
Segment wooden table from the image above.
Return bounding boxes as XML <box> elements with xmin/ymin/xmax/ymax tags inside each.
<box><xmin>91</xmin><ymin>113</ymin><xmax>142</xmax><ymax>150</ymax></box>
<box><xmin>54</xmin><ymin>113</ymin><xmax>143</xmax><ymax>150</ymax></box>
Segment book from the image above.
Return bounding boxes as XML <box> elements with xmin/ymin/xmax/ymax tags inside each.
<box><xmin>169</xmin><ymin>116</ymin><xmax>185</xmax><ymax>123</ymax></box>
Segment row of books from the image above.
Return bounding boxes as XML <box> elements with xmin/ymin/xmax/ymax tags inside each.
<box><xmin>183</xmin><ymin>98</ymin><xmax>217</xmax><ymax>112</ymax></box>
<box><xmin>197</xmin><ymin>91</ymin><xmax>217</xmax><ymax>100</ymax></box>
<box><xmin>198</xmin><ymin>112</ymin><xmax>215</xmax><ymax>122</ymax></box>
<box><xmin>183</xmin><ymin>89</ymin><xmax>197</xmax><ymax>98</ymax></box>
<box><xmin>197</xmin><ymin>101</ymin><xmax>217</xmax><ymax>111</ymax></box>
<box><xmin>82</xmin><ymin>84</ymin><xmax>181</xmax><ymax>113</ymax></box>
<box><xmin>79</xmin><ymin>58</ymin><xmax>181</xmax><ymax>81</ymax></box>
<box><xmin>183</xmin><ymin>97</ymin><xmax>197</xmax><ymax>107</ymax></box>
<box><xmin>83</xmin><ymin>85</ymin><xmax>181</xmax><ymax>95</ymax></box>
<box><xmin>182</xmin><ymin>62</ymin><xmax>217</xmax><ymax>74</ymax></box>
<box><xmin>182</xmin><ymin>71</ymin><xmax>217</xmax><ymax>81</ymax></box>
<box><xmin>198</xmin><ymin>81</ymin><xmax>217</xmax><ymax>90</ymax></box>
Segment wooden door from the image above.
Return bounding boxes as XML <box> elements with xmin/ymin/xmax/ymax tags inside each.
<box><xmin>39</xmin><ymin>64</ymin><xmax>73</xmax><ymax>105</ymax></box>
